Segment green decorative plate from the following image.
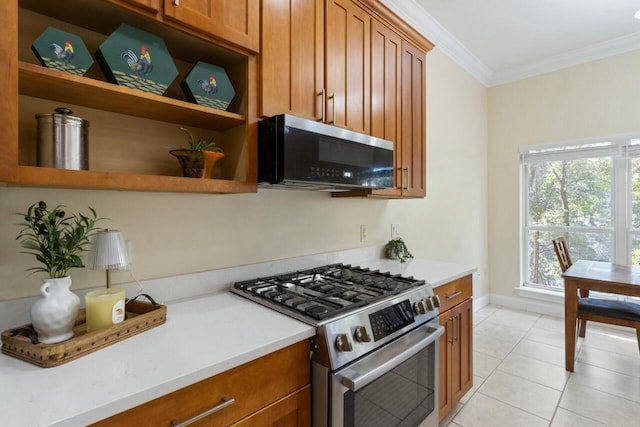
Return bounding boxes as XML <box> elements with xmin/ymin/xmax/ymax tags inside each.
<box><xmin>180</xmin><ymin>61</ymin><xmax>235</xmax><ymax>111</ymax></box>
<box><xmin>31</xmin><ymin>27</ymin><xmax>93</xmax><ymax>76</ymax></box>
<box><xmin>95</xmin><ymin>24</ymin><xmax>178</xmax><ymax>95</ymax></box>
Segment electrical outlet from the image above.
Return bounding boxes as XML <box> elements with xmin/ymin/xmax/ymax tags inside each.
<box><xmin>391</xmin><ymin>223</ymin><xmax>400</xmax><ymax>238</ymax></box>
<box><xmin>360</xmin><ymin>225</ymin><xmax>368</xmax><ymax>242</ymax></box>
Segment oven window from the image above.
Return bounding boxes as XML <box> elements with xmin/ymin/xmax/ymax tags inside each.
<box><xmin>343</xmin><ymin>344</ymin><xmax>436</xmax><ymax>427</ymax></box>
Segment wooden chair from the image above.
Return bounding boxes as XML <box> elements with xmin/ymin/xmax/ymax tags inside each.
<box><xmin>552</xmin><ymin>237</ymin><xmax>573</xmax><ymax>273</ymax></box>
<box><xmin>552</xmin><ymin>237</ymin><xmax>640</xmax><ymax>350</ymax></box>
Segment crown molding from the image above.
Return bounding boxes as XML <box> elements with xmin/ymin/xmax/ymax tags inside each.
<box><xmin>381</xmin><ymin>0</ymin><xmax>492</xmax><ymax>85</ymax></box>
<box><xmin>490</xmin><ymin>32</ymin><xmax>640</xmax><ymax>86</ymax></box>
<box><xmin>382</xmin><ymin>0</ymin><xmax>640</xmax><ymax>88</ymax></box>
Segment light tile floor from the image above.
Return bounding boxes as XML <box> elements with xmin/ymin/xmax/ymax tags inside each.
<box><xmin>440</xmin><ymin>304</ymin><xmax>640</xmax><ymax>427</ymax></box>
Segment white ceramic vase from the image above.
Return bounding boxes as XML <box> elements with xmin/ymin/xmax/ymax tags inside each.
<box><xmin>30</xmin><ymin>277</ymin><xmax>80</xmax><ymax>344</ymax></box>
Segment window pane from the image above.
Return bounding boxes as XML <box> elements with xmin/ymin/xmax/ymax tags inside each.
<box><xmin>631</xmin><ymin>235</ymin><xmax>640</xmax><ymax>265</ymax></box>
<box><xmin>527</xmin><ymin>158</ymin><xmax>612</xmax><ymax>227</ymax></box>
<box><xmin>528</xmin><ymin>231</ymin><xmax>612</xmax><ymax>288</ymax></box>
<box><xmin>631</xmin><ymin>158</ymin><xmax>640</xmax><ymax>229</ymax></box>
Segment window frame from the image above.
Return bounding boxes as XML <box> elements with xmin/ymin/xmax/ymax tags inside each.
<box><xmin>520</xmin><ymin>134</ymin><xmax>640</xmax><ymax>291</ymax></box>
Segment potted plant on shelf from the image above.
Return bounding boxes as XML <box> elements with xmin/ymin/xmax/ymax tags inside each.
<box><xmin>170</xmin><ymin>127</ymin><xmax>224</xmax><ymax>178</ymax></box>
<box><xmin>384</xmin><ymin>238</ymin><xmax>414</xmax><ymax>263</ymax></box>
<box><xmin>15</xmin><ymin>201</ymin><xmax>102</xmax><ymax>344</ymax></box>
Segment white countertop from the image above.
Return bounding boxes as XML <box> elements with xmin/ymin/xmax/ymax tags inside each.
<box><xmin>358</xmin><ymin>258</ymin><xmax>477</xmax><ymax>288</ymax></box>
<box><xmin>0</xmin><ymin>293</ymin><xmax>315</xmax><ymax>427</ymax></box>
<box><xmin>0</xmin><ymin>255</ymin><xmax>475</xmax><ymax>426</ymax></box>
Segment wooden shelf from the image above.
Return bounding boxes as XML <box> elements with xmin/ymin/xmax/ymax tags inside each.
<box><xmin>3</xmin><ymin>165</ymin><xmax>256</xmax><ymax>193</ymax></box>
<box><xmin>19</xmin><ymin>62</ymin><xmax>246</xmax><ymax>130</ymax></box>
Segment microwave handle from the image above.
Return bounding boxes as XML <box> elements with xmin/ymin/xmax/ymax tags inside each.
<box><xmin>337</xmin><ymin>324</ymin><xmax>444</xmax><ymax>392</ymax></box>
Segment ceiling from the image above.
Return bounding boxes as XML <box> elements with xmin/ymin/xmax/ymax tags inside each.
<box><xmin>395</xmin><ymin>0</ymin><xmax>640</xmax><ymax>86</ymax></box>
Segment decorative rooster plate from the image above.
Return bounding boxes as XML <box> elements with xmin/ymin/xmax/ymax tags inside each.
<box><xmin>32</xmin><ymin>27</ymin><xmax>94</xmax><ymax>76</ymax></box>
<box><xmin>95</xmin><ymin>24</ymin><xmax>177</xmax><ymax>95</ymax></box>
<box><xmin>180</xmin><ymin>62</ymin><xmax>235</xmax><ymax>111</ymax></box>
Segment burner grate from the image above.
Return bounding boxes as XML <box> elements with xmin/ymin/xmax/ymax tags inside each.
<box><xmin>233</xmin><ymin>264</ymin><xmax>425</xmax><ymax>320</ymax></box>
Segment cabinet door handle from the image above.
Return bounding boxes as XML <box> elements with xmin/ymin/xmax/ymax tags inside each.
<box><xmin>318</xmin><ymin>89</ymin><xmax>326</xmax><ymax>122</ymax></box>
<box><xmin>453</xmin><ymin>315</ymin><xmax>459</xmax><ymax>342</ymax></box>
<box><xmin>448</xmin><ymin>317</ymin><xmax>455</xmax><ymax>343</ymax></box>
<box><xmin>328</xmin><ymin>93</ymin><xmax>336</xmax><ymax>124</ymax></box>
<box><xmin>447</xmin><ymin>291</ymin><xmax>462</xmax><ymax>300</ymax></box>
<box><xmin>173</xmin><ymin>0</ymin><xmax>179</xmax><ymax>5</ymax></box>
<box><xmin>171</xmin><ymin>396</ymin><xmax>235</xmax><ymax>427</ymax></box>
<box><xmin>402</xmin><ymin>168</ymin><xmax>409</xmax><ymax>190</ymax></box>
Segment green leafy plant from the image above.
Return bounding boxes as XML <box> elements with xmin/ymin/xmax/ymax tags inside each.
<box><xmin>180</xmin><ymin>127</ymin><xmax>223</xmax><ymax>153</ymax></box>
<box><xmin>15</xmin><ymin>201</ymin><xmax>103</xmax><ymax>278</ymax></box>
<box><xmin>384</xmin><ymin>238</ymin><xmax>414</xmax><ymax>263</ymax></box>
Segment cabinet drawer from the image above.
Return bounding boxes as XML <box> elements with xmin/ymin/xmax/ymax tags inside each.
<box><xmin>434</xmin><ymin>275</ymin><xmax>472</xmax><ymax>313</ymax></box>
<box><xmin>230</xmin><ymin>385</ymin><xmax>311</xmax><ymax>427</ymax></box>
<box><xmin>92</xmin><ymin>340</ymin><xmax>310</xmax><ymax>427</ymax></box>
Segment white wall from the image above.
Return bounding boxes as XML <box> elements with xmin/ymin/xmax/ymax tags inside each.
<box><xmin>0</xmin><ymin>50</ymin><xmax>489</xmax><ymax>301</ymax></box>
<box><xmin>488</xmin><ymin>50</ymin><xmax>640</xmax><ymax>297</ymax></box>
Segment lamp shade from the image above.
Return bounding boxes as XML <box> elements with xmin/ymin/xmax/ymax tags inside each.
<box><xmin>86</xmin><ymin>230</ymin><xmax>129</xmax><ymax>271</ymax></box>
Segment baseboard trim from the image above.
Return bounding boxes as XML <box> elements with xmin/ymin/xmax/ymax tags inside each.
<box><xmin>472</xmin><ymin>294</ymin><xmax>490</xmax><ymax>312</ymax></box>
<box><xmin>487</xmin><ymin>293</ymin><xmax>564</xmax><ymax>318</ymax></box>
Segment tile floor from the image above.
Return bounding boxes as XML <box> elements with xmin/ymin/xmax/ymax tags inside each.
<box><xmin>440</xmin><ymin>304</ymin><xmax>640</xmax><ymax>427</ymax></box>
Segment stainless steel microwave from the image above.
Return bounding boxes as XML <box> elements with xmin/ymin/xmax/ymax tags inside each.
<box><xmin>258</xmin><ymin>114</ymin><xmax>394</xmax><ymax>191</ymax></box>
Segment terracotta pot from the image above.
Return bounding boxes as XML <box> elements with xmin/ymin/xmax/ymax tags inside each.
<box><xmin>202</xmin><ymin>151</ymin><xmax>224</xmax><ymax>179</ymax></box>
<box><xmin>170</xmin><ymin>149</ymin><xmax>204</xmax><ymax>178</ymax></box>
<box><xmin>170</xmin><ymin>149</ymin><xmax>224</xmax><ymax>178</ymax></box>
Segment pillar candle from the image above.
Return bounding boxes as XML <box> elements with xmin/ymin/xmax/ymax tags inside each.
<box><xmin>85</xmin><ymin>288</ymin><xmax>126</xmax><ymax>332</ymax></box>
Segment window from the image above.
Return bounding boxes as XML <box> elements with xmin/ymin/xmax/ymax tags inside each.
<box><xmin>521</xmin><ymin>136</ymin><xmax>640</xmax><ymax>290</ymax></box>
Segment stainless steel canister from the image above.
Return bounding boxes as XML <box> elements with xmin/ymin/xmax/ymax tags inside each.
<box><xmin>36</xmin><ymin>107</ymin><xmax>89</xmax><ymax>170</ymax></box>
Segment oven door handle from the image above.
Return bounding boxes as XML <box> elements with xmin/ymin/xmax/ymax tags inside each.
<box><xmin>337</xmin><ymin>324</ymin><xmax>444</xmax><ymax>392</ymax></box>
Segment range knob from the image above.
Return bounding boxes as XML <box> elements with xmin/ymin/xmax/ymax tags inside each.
<box><xmin>413</xmin><ymin>300</ymin><xmax>427</xmax><ymax>315</ymax></box>
<box><xmin>424</xmin><ymin>297</ymin><xmax>434</xmax><ymax>311</ymax></box>
<box><xmin>335</xmin><ymin>333</ymin><xmax>353</xmax><ymax>352</ymax></box>
<box><xmin>432</xmin><ymin>295</ymin><xmax>441</xmax><ymax>308</ymax></box>
<box><xmin>354</xmin><ymin>326</ymin><xmax>371</xmax><ymax>342</ymax></box>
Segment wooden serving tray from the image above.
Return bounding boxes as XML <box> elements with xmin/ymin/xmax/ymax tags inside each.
<box><xmin>1</xmin><ymin>299</ymin><xmax>166</xmax><ymax>368</ymax></box>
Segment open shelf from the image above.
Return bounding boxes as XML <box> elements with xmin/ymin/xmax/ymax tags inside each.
<box><xmin>8</xmin><ymin>165</ymin><xmax>255</xmax><ymax>193</ymax></box>
<box><xmin>19</xmin><ymin>62</ymin><xmax>245</xmax><ymax>130</ymax></box>
<box><xmin>0</xmin><ymin>0</ymin><xmax>258</xmax><ymax>194</ymax></box>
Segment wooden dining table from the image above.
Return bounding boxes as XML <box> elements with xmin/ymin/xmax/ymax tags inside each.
<box><xmin>562</xmin><ymin>259</ymin><xmax>640</xmax><ymax>371</ymax></box>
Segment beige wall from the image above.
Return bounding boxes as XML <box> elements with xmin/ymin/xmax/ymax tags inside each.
<box><xmin>488</xmin><ymin>50</ymin><xmax>640</xmax><ymax>297</ymax></box>
<box><xmin>0</xmin><ymin>49</ymin><xmax>489</xmax><ymax>302</ymax></box>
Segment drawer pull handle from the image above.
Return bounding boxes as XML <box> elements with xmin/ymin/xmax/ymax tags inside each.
<box><xmin>171</xmin><ymin>396</ymin><xmax>235</xmax><ymax>427</ymax></box>
<box><xmin>446</xmin><ymin>291</ymin><xmax>463</xmax><ymax>300</ymax></box>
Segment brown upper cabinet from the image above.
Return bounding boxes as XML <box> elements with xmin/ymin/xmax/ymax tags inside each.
<box><xmin>325</xmin><ymin>0</ymin><xmax>371</xmax><ymax>135</ymax></box>
<box><xmin>163</xmin><ymin>0</ymin><xmax>260</xmax><ymax>53</ymax></box>
<box><xmin>260</xmin><ymin>0</ymin><xmax>432</xmax><ymax>198</ymax></box>
<box><xmin>399</xmin><ymin>40</ymin><xmax>426</xmax><ymax>197</ymax></box>
<box><xmin>260</xmin><ymin>0</ymin><xmax>324</xmax><ymax>120</ymax></box>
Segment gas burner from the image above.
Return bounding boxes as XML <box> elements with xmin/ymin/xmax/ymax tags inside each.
<box><xmin>232</xmin><ymin>263</ymin><xmax>425</xmax><ymax>321</ymax></box>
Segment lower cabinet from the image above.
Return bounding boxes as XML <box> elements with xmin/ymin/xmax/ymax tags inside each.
<box><xmin>91</xmin><ymin>340</ymin><xmax>310</xmax><ymax>426</ymax></box>
<box><xmin>435</xmin><ymin>276</ymin><xmax>473</xmax><ymax>421</ymax></box>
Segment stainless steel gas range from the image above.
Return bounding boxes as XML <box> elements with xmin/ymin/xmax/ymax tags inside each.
<box><xmin>231</xmin><ymin>263</ymin><xmax>444</xmax><ymax>427</ymax></box>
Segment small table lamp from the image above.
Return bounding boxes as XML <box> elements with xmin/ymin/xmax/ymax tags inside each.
<box><xmin>87</xmin><ymin>229</ymin><xmax>130</xmax><ymax>288</ymax></box>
